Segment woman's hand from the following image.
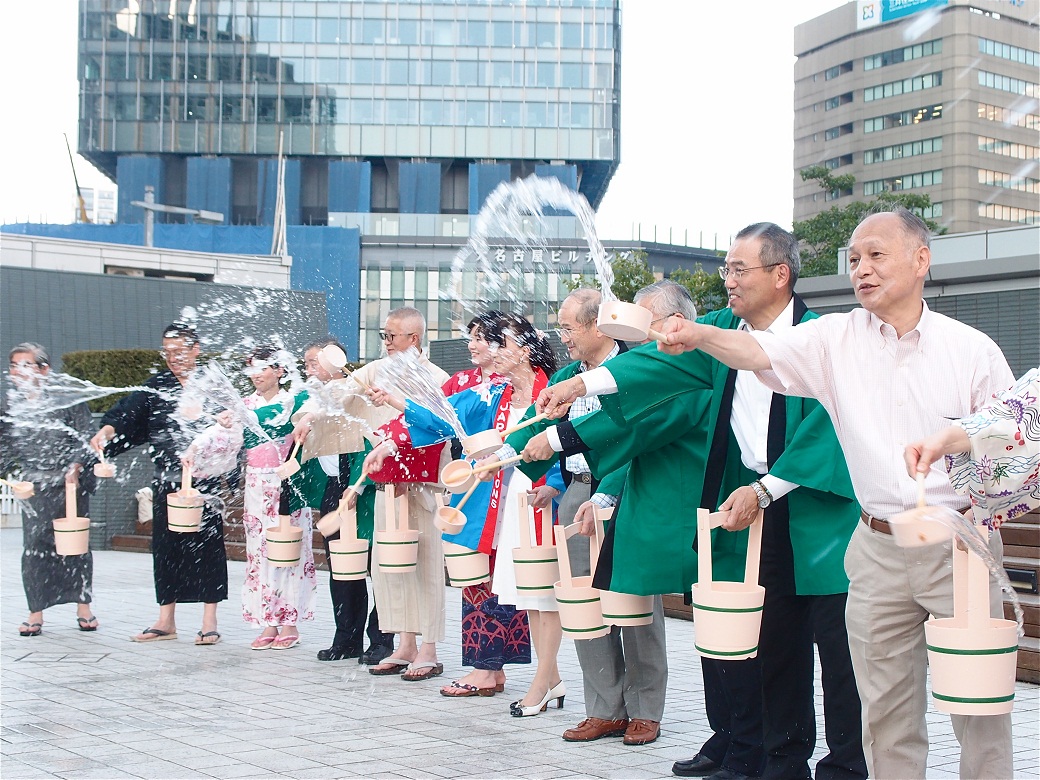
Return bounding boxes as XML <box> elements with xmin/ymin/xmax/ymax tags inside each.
<box><xmin>292</xmin><ymin>414</ymin><xmax>315</xmax><ymax>445</ymax></box>
<box><xmin>363</xmin><ymin>441</ymin><xmax>394</xmax><ymax>476</ymax></box>
<box><xmin>903</xmin><ymin>426</ymin><xmax>971</xmax><ymax>478</ymax></box>
<box><xmin>366</xmin><ymin>386</ymin><xmax>405</xmax><ymax>411</ymax></box>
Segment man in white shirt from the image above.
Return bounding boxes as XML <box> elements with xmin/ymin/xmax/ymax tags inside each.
<box><xmin>537</xmin><ymin>209</ymin><xmax>1014</xmax><ymax>779</ymax></box>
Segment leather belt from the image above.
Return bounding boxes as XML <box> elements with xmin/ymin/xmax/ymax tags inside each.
<box><xmin>860</xmin><ymin>509</ymin><xmax>892</xmax><ymax>535</ymax></box>
<box><xmin>572</xmin><ymin>472</ymin><xmax>593</xmax><ymax>484</ymax></box>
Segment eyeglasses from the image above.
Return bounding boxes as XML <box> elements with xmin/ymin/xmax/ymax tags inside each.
<box><xmin>650</xmin><ymin>312</ymin><xmax>679</xmax><ymax>326</ymax></box>
<box><xmin>380</xmin><ymin>331</ymin><xmax>416</xmax><ymax>343</ymax></box>
<box><xmin>159</xmin><ymin>348</ymin><xmax>193</xmax><ymax>360</ymax></box>
<box><xmin>718</xmin><ymin>264</ymin><xmax>777</xmax><ymax>281</ymax></box>
<box><xmin>9</xmin><ymin>361</ymin><xmax>37</xmax><ymax>369</ymax></box>
<box><xmin>553</xmin><ymin>323</ymin><xmax>589</xmax><ymax>340</ymax></box>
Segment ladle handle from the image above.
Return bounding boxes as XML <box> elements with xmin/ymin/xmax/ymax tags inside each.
<box><xmin>345</xmin><ymin>469</ymin><xmax>369</xmax><ymax>495</ymax></box>
<box><xmin>518</xmin><ymin>491</ymin><xmax>532</xmax><ymax>549</ymax></box>
<box><xmin>502</xmin><ymin>413</ymin><xmax>548</xmax><ymax>437</ymax></box>
<box><xmin>65</xmin><ymin>481</ymin><xmax>77</xmax><ymax>519</ymax></box>
<box><xmin>471</xmin><ymin>453</ymin><xmax>524</xmax><ymax>475</ymax></box>
<box><xmin>456</xmin><ymin>482</ymin><xmax>479</xmax><ymax>511</ymax></box>
<box><xmin>183</xmin><ymin>466</ymin><xmax>193</xmax><ymax>493</ymax></box>
<box><xmin>915</xmin><ymin>471</ymin><xmax>926</xmax><ymax>508</ymax></box>
<box><xmin>285</xmin><ymin>440</ymin><xmax>301</xmax><ymax>464</ymax></box>
<box><xmin>647</xmin><ymin>328</ymin><xmax>666</xmax><ymax>343</ymax></box>
<box><xmin>347</xmin><ymin>370</ymin><xmax>370</xmax><ymax>392</ymax></box>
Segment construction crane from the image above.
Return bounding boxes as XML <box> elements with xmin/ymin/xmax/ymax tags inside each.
<box><xmin>64</xmin><ymin>133</ymin><xmax>90</xmax><ymax>224</ymax></box>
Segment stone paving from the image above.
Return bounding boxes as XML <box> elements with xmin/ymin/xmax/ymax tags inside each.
<box><xmin>1</xmin><ymin>528</ymin><xmax>1037</xmax><ymax>779</ymax></box>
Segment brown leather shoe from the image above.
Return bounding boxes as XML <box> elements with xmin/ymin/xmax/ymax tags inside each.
<box><xmin>562</xmin><ymin>717</ymin><xmax>630</xmax><ymax>742</ymax></box>
<box><xmin>622</xmin><ymin>718</ymin><xmax>660</xmax><ymax>745</ymax></box>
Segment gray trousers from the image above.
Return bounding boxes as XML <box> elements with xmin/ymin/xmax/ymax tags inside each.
<box><xmin>844</xmin><ymin>522</ymin><xmax>1012</xmax><ymax>779</ymax></box>
<box><xmin>561</xmin><ymin>480</ymin><xmax>669</xmax><ymax>722</ymax></box>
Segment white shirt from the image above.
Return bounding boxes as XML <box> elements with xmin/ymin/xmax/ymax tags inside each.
<box><xmin>752</xmin><ymin>303</ymin><xmax>1014</xmax><ymax>518</ymax></box>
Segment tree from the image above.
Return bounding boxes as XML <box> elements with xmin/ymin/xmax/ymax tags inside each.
<box><xmin>793</xmin><ymin>165</ymin><xmax>944</xmax><ymax>277</ymax></box>
<box><xmin>669</xmin><ymin>266</ymin><xmax>728</xmax><ymax>315</ymax></box>
<box><xmin>564</xmin><ymin>249</ymin><xmax>655</xmax><ymax>302</ymax></box>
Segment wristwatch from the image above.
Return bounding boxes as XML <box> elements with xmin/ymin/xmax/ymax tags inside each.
<box><xmin>750</xmin><ymin>480</ymin><xmax>773</xmax><ymax>509</ymax></box>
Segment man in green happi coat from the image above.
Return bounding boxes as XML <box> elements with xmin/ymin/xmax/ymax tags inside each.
<box><xmin>536</xmin><ymin>224</ymin><xmax>867</xmax><ymax>780</ymax></box>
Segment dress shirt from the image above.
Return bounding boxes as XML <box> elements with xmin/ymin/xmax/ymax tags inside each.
<box><xmin>751</xmin><ymin>302</ymin><xmax>1014</xmax><ymax>518</ymax></box>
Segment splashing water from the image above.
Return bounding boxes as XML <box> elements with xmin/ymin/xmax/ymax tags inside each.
<box><xmin>180</xmin><ymin>363</ymin><xmax>273</xmax><ymax>444</ymax></box>
<box><xmin>5</xmin><ymin>371</ymin><xmax>173</xmax><ymax>417</ymax></box>
<box><xmin>910</xmin><ymin>506</ymin><xmax>1024</xmax><ymax>638</ymax></box>
<box><xmin>376</xmin><ymin>348</ymin><xmax>467</xmax><ymax>440</ymax></box>
<box><xmin>446</xmin><ymin>174</ymin><xmax>614</xmax><ymax>329</ymax></box>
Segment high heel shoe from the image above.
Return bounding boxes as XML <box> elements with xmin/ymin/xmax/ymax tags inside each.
<box><xmin>509</xmin><ymin>680</ymin><xmax>566</xmax><ymax>717</ymax></box>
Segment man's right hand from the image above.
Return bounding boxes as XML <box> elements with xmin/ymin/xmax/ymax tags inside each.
<box><xmin>536</xmin><ymin>376</ymin><xmax>585</xmax><ymax>418</ymax></box>
<box><xmin>658</xmin><ymin>318</ymin><xmax>705</xmax><ymax>355</ymax></box>
<box><xmin>362</xmin><ymin>442</ymin><xmax>392</xmax><ymax>476</ymax></box>
<box><xmin>89</xmin><ymin>425</ymin><xmax>115</xmax><ymax>454</ymax></box>
<box><xmin>573</xmin><ymin>500</ymin><xmax>599</xmax><ymax>537</ymax></box>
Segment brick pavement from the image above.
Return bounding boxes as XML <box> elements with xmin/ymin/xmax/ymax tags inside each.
<box><xmin>2</xmin><ymin>529</ymin><xmax>1037</xmax><ymax>779</ymax></box>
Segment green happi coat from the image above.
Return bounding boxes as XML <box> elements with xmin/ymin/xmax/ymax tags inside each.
<box><xmin>598</xmin><ymin>303</ymin><xmax>860</xmax><ymax>596</ymax></box>
<box><xmin>346</xmin><ymin>445</ymin><xmax>375</xmax><ymax>541</ymax></box>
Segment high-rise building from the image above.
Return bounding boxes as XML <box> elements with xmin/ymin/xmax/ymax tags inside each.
<box><xmin>794</xmin><ymin>0</ymin><xmax>1039</xmax><ymax>233</ymax></box>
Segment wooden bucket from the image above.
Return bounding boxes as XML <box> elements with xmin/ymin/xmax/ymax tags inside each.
<box><xmin>53</xmin><ymin>482</ymin><xmax>90</xmax><ymax>556</ymax></box>
<box><xmin>267</xmin><ymin>514</ymin><xmax>304</xmax><ymax>567</ymax></box>
<box><xmin>167</xmin><ymin>466</ymin><xmax>203</xmax><ymax>533</ymax></box>
<box><xmin>925</xmin><ymin>527</ymin><xmax>1018</xmax><ymax>715</ymax></box>
<box><xmin>691</xmin><ymin>508</ymin><xmax>765</xmax><ymax>660</ymax></box>
<box><xmin>512</xmin><ymin>491</ymin><xmax>559</xmax><ymax>596</ymax></box>
<box><xmin>328</xmin><ymin>502</ymin><xmax>369</xmax><ymax>581</ymax></box>
<box><xmin>594</xmin><ymin>507</ymin><xmax>654</xmax><ymax>627</ymax></box>
<box><xmin>375</xmin><ymin>490</ymin><xmax>419</xmax><ymax>573</ymax></box>
<box><xmin>443</xmin><ymin>541</ymin><xmax>491</xmax><ymax>587</ymax></box>
<box><xmin>11</xmin><ymin>480</ymin><xmax>35</xmax><ymax>500</ymax></box>
<box><xmin>93</xmin><ymin>462</ymin><xmax>116</xmax><ymax>478</ymax></box>
<box><xmin>554</xmin><ymin>521</ymin><xmax>608</xmax><ymax>640</ymax></box>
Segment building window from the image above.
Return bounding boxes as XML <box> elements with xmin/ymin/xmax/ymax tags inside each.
<box><xmin>863</xmin><ymin>170</ymin><xmax>943</xmax><ymax>196</ymax></box>
<box><xmin>977</xmin><ymin>70</ymin><xmax>1039</xmax><ymax>98</ymax></box>
<box><xmin>863</xmin><ymin>39</ymin><xmax>941</xmax><ymax>71</ymax></box>
<box><xmin>978</xmin><ymin>102</ymin><xmax>1040</xmax><ymax>129</ymax></box>
<box><xmin>824</xmin><ymin>187</ymin><xmax>853</xmax><ymax>201</ymax></box>
<box><xmin>978</xmin><ymin>202</ymin><xmax>1040</xmax><ymax>224</ymax></box>
<box><xmin>864</xmin><ymin>137</ymin><xmax>942</xmax><ymax>164</ymax></box>
<box><xmin>979</xmin><ymin>136</ymin><xmax>1040</xmax><ymax>159</ymax></box>
<box><xmin>864</xmin><ymin>103</ymin><xmax>942</xmax><ymax>133</ymax></box>
<box><xmin>824</xmin><ymin>123</ymin><xmax>853</xmax><ymax>140</ymax></box>
<box><xmin>824</xmin><ymin>61</ymin><xmax>853</xmax><ymax>80</ymax></box>
<box><xmin>824</xmin><ymin>154</ymin><xmax>854</xmax><ymax>169</ymax></box>
<box><xmin>978</xmin><ymin>169</ymin><xmax>1040</xmax><ymax>193</ymax></box>
<box><xmin>917</xmin><ymin>203</ymin><xmax>942</xmax><ymax>220</ymax></box>
<box><xmin>824</xmin><ymin>92</ymin><xmax>853</xmax><ymax>110</ymax></box>
<box><xmin>863</xmin><ymin>72</ymin><xmax>942</xmax><ymax>102</ymax></box>
<box><xmin>979</xmin><ymin>38</ymin><xmax>1039</xmax><ymax>67</ymax></box>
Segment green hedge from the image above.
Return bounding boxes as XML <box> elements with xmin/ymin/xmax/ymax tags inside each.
<box><xmin>62</xmin><ymin>349</ymin><xmax>163</xmax><ymax>413</ymax></box>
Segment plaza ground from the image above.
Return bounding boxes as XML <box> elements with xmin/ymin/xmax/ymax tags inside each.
<box><xmin>2</xmin><ymin>528</ymin><xmax>1037</xmax><ymax>779</ymax></box>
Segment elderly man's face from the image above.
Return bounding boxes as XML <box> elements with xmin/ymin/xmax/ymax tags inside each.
<box><xmin>848</xmin><ymin>213</ymin><xmax>929</xmax><ymax>318</ymax></box>
<box><xmin>381</xmin><ymin>317</ymin><xmax>420</xmax><ymax>356</ymax></box>
<box><xmin>8</xmin><ymin>351</ymin><xmax>48</xmax><ymax>388</ymax></box>
<box><xmin>556</xmin><ymin>299</ymin><xmax>601</xmax><ymax>362</ymax></box>
<box><xmin>304</xmin><ymin>347</ymin><xmax>335</xmax><ymax>383</ymax></box>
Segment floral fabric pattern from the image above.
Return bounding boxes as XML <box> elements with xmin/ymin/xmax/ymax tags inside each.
<box><xmin>946</xmin><ymin>367</ymin><xmax>1040</xmax><ymax>529</ymax></box>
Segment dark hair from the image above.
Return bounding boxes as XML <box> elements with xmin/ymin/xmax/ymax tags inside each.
<box><xmin>734</xmin><ymin>222</ymin><xmax>801</xmax><ymax>287</ymax></box>
<box><xmin>467</xmin><ymin>310</ymin><xmax>507</xmax><ymax>340</ymax></box>
<box><xmin>248</xmin><ymin>345</ymin><xmax>282</xmax><ymax>368</ymax></box>
<box><xmin>162</xmin><ymin>321</ymin><xmax>199</xmax><ymax>345</ymax></box>
<box><xmin>487</xmin><ymin>314</ymin><xmax>558</xmax><ymax>377</ymax></box>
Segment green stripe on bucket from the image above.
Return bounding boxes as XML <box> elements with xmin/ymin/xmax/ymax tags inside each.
<box><xmin>268</xmin><ymin>558</ymin><xmax>301</xmax><ymax>564</ymax></box>
<box><xmin>379</xmin><ymin>563</ymin><xmax>417</xmax><ymax>568</ymax></box>
<box><xmin>517</xmin><ymin>585</ymin><xmax>553</xmax><ymax>591</ymax></box>
<box><xmin>696</xmin><ymin>644</ymin><xmax>758</xmax><ymax>656</ymax></box>
<box><xmin>693</xmin><ymin>603</ymin><xmax>764</xmax><ymax>614</ymax></box>
<box><xmin>557</xmin><ymin>597</ymin><xmax>599</xmax><ymax>605</ymax></box>
<box><xmin>377</xmin><ymin>541</ymin><xmax>418</xmax><ymax>546</ymax></box>
<box><xmin>564</xmin><ymin>625</ymin><xmax>607</xmax><ymax>633</ymax></box>
<box><xmin>926</xmin><ymin>644</ymin><xmax>1018</xmax><ymax>656</ymax></box>
<box><xmin>450</xmin><ymin>575</ymin><xmax>490</xmax><ymax>584</ymax></box>
<box><xmin>932</xmin><ymin>692</ymin><xmax>1015</xmax><ymax>704</ymax></box>
<box><xmin>603</xmin><ymin>612</ymin><xmax>654</xmax><ymax>620</ymax></box>
<box><xmin>334</xmin><ymin>570</ymin><xmax>367</xmax><ymax>577</ymax></box>
<box><xmin>54</xmin><ymin>528</ymin><xmax>90</xmax><ymax>533</ymax></box>
<box><xmin>445</xmin><ymin>552</ymin><xmax>480</xmax><ymax>558</ymax></box>
<box><xmin>516</xmin><ymin>558</ymin><xmax>558</xmax><ymax>564</ymax></box>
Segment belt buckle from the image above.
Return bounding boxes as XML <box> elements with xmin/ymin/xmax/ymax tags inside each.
<box><xmin>577</xmin><ymin>472</ymin><xmax>592</xmax><ymax>484</ymax></box>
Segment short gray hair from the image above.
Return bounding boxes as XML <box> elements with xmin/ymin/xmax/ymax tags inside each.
<box><xmin>867</xmin><ymin>205</ymin><xmax>932</xmax><ymax>249</ymax></box>
<box><xmin>9</xmin><ymin>342</ymin><xmax>49</xmax><ymax>367</ymax></box>
<box><xmin>563</xmin><ymin>288</ymin><xmax>601</xmax><ymax>326</ymax></box>
<box><xmin>634</xmin><ymin>280</ymin><xmax>697</xmax><ymax>320</ymax></box>
<box><xmin>735</xmin><ymin>222</ymin><xmax>801</xmax><ymax>287</ymax></box>
<box><xmin>386</xmin><ymin>306</ymin><xmax>427</xmax><ymax>345</ymax></box>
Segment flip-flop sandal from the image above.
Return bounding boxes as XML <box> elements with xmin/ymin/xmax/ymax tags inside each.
<box><xmin>195</xmin><ymin>631</ymin><xmax>221</xmax><ymax>646</ymax></box>
<box><xmin>368</xmin><ymin>656</ymin><xmax>412</xmax><ymax>676</ymax></box>
<box><xmin>402</xmin><ymin>662</ymin><xmax>444</xmax><ymax>681</ymax></box>
<box><xmin>131</xmin><ymin>628</ymin><xmax>176</xmax><ymax>643</ymax></box>
<box><xmin>440</xmin><ymin>680</ymin><xmax>497</xmax><ymax>697</ymax></box>
<box><xmin>77</xmin><ymin>616</ymin><xmax>99</xmax><ymax>632</ymax></box>
<box><xmin>18</xmin><ymin>622</ymin><xmax>42</xmax><ymax>637</ymax></box>
<box><xmin>271</xmin><ymin>635</ymin><xmax>300</xmax><ymax>650</ymax></box>
<box><xmin>251</xmin><ymin>635</ymin><xmax>277</xmax><ymax>650</ymax></box>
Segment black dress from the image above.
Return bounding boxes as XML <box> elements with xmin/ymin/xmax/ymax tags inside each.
<box><xmin>2</xmin><ymin>399</ymin><xmax>96</xmax><ymax>613</ymax></box>
<box><xmin>101</xmin><ymin>371</ymin><xmax>228</xmax><ymax>605</ymax></box>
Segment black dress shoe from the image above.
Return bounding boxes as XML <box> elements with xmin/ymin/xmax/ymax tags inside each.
<box><xmin>359</xmin><ymin>643</ymin><xmax>393</xmax><ymax>665</ymax></box>
<box><xmin>672</xmin><ymin>753</ymin><xmax>721</xmax><ymax>777</ymax></box>
<box><xmin>317</xmin><ymin>646</ymin><xmax>360</xmax><ymax>662</ymax></box>
<box><xmin>703</xmin><ymin>770</ymin><xmax>752</xmax><ymax>780</ymax></box>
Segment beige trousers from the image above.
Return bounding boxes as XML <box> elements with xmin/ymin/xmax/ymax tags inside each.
<box><xmin>844</xmin><ymin>521</ymin><xmax>1012</xmax><ymax>779</ymax></box>
<box><xmin>370</xmin><ymin>485</ymin><xmax>446</xmax><ymax>642</ymax></box>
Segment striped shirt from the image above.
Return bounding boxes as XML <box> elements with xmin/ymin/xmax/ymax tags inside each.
<box><xmin>752</xmin><ymin>303</ymin><xmax>1013</xmax><ymax>519</ymax></box>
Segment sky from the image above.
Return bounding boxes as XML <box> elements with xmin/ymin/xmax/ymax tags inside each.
<box><xmin>0</xmin><ymin>0</ymin><xmax>844</xmax><ymax>248</ymax></box>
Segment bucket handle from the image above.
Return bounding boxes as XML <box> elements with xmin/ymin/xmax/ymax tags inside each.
<box><xmin>952</xmin><ymin>524</ymin><xmax>991</xmax><ymax>630</ymax></box>
<box><xmin>384</xmin><ymin>488</ymin><xmax>411</xmax><ymax>533</ymax></box>
<box><xmin>338</xmin><ymin>501</ymin><xmax>357</xmax><ymax>541</ymax></box>
<box><xmin>554</xmin><ymin>516</ymin><xmax>600</xmax><ymax>585</ymax></box>
<box><xmin>518</xmin><ymin>491</ymin><xmax>533</xmax><ymax>549</ymax></box>
<box><xmin>65</xmin><ymin>481</ymin><xmax>78</xmax><ymax>519</ymax></box>
<box><xmin>696</xmin><ymin>508</ymin><xmax>763</xmax><ymax>591</ymax></box>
